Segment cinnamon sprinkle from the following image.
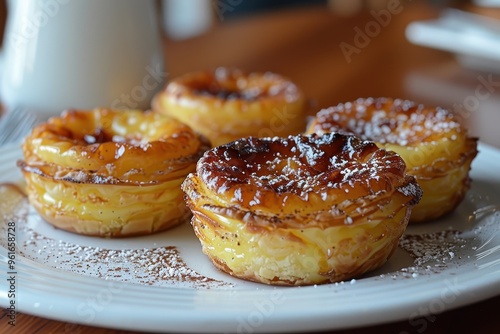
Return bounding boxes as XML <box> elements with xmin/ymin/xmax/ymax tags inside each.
<box><xmin>0</xmin><ymin>184</ymin><xmax>230</xmax><ymax>289</ymax></box>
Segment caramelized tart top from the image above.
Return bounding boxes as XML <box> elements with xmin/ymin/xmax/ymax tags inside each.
<box><xmin>164</xmin><ymin>67</ymin><xmax>303</xmax><ymax>104</ymax></box>
<box><xmin>196</xmin><ymin>133</ymin><xmax>421</xmax><ymax>210</ymax></box>
<box><xmin>309</xmin><ymin>97</ymin><xmax>463</xmax><ymax>146</ymax></box>
<box><xmin>20</xmin><ymin>109</ymin><xmax>210</xmax><ymax>184</ymax></box>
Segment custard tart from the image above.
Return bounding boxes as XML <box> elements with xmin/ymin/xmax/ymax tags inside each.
<box><xmin>153</xmin><ymin>67</ymin><xmax>308</xmax><ymax>146</ymax></box>
<box><xmin>18</xmin><ymin>108</ymin><xmax>210</xmax><ymax>237</ymax></box>
<box><xmin>182</xmin><ymin>133</ymin><xmax>421</xmax><ymax>285</ymax></box>
<box><xmin>306</xmin><ymin>97</ymin><xmax>478</xmax><ymax>223</ymax></box>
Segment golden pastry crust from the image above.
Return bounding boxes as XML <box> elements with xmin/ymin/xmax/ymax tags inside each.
<box><xmin>306</xmin><ymin>97</ymin><xmax>478</xmax><ymax>223</ymax></box>
<box><xmin>152</xmin><ymin>67</ymin><xmax>308</xmax><ymax>147</ymax></box>
<box><xmin>182</xmin><ymin>133</ymin><xmax>422</xmax><ymax>285</ymax></box>
<box><xmin>18</xmin><ymin>108</ymin><xmax>210</xmax><ymax>237</ymax></box>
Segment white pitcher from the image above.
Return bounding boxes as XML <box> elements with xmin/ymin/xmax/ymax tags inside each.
<box><xmin>1</xmin><ymin>0</ymin><xmax>166</xmax><ymax>119</ymax></box>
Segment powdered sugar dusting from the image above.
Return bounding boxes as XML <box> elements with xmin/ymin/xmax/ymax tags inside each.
<box><xmin>399</xmin><ymin>230</ymin><xmax>465</xmax><ymax>268</ymax></box>
<box><xmin>200</xmin><ymin>133</ymin><xmax>404</xmax><ymax>199</ymax></box>
<box><xmin>313</xmin><ymin>97</ymin><xmax>462</xmax><ymax>146</ymax></box>
<box><xmin>21</xmin><ymin>231</ymin><xmax>229</xmax><ymax>288</ymax></box>
<box><xmin>398</xmin><ymin>181</ymin><xmax>420</xmax><ymax>198</ymax></box>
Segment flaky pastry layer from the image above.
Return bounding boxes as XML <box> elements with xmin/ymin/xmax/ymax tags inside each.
<box><xmin>21</xmin><ymin>169</ymin><xmax>189</xmax><ymax>237</ymax></box>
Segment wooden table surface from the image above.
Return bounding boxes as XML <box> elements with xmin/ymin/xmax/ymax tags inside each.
<box><xmin>2</xmin><ymin>1</ymin><xmax>500</xmax><ymax>333</ymax></box>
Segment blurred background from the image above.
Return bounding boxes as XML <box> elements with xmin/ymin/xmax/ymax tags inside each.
<box><xmin>0</xmin><ymin>0</ymin><xmax>499</xmax><ymax>148</ymax></box>
<box><xmin>158</xmin><ymin>0</ymin><xmax>500</xmax><ymax>148</ymax></box>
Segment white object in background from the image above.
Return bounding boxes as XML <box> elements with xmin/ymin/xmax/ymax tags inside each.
<box><xmin>406</xmin><ymin>9</ymin><xmax>500</xmax><ymax>73</ymax></box>
<box><xmin>162</xmin><ymin>0</ymin><xmax>213</xmax><ymax>40</ymax></box>
<box><xmin>0</xmin><ymin>0</ymin><xmax>165</xmax><ymax>120</ymax></box>
<box><xmin>474</xmin><ymin>0</ymin><xmax>500</xmax><ymax>7</ymax></box>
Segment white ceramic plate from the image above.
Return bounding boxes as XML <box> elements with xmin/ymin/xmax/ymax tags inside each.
<box><xmin>1</xmin><ymin>142</ymin><xmax>499</xmax><ymax>333</ymax></box>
